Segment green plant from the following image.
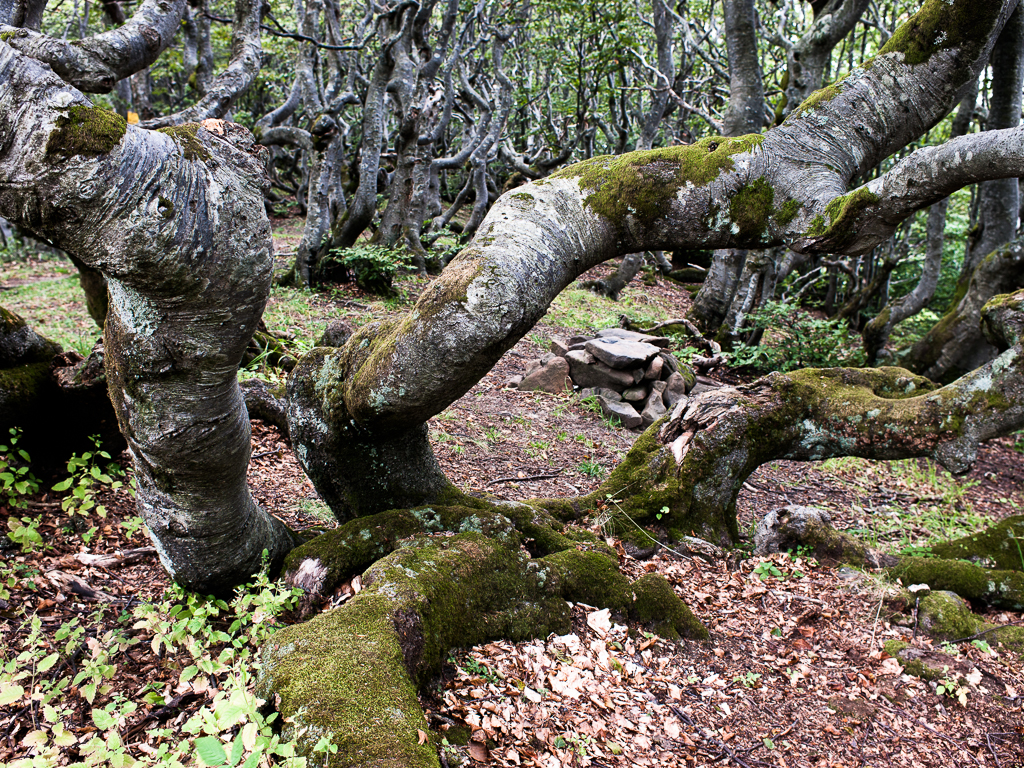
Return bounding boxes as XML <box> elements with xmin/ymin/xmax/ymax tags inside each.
<box><xmin>483</xmin><ymin>427</ymin><xmax>503</xmax><ymax>442</ymax></box>
<box><xmin>935</xmin><ymin>670</ymin><xmax>968</xmax><ymax>706</ymax></box>
<box><xmin>323</xmin><ymin>243</ymin><xmax>410</xmax><ymax>296</ymax></box>
<box><xmin>0</xmin><ymin>427</ymin><xmax>39</xmax><ymax>506</ymax></box>
<box><xmin>577</xmin><ymin>460</ymin><xmax>605</xmax><ymax>478</ymax></box>
<box><xmin>460</xmin><ymin>656</ymin><xmax>503</xmax><ymax>686</ymax></box>
<box><xmin>6</xmin><ymin>515</ymin><xmax>43</xmax><ymax>552</ymax></box>
<box><xmin>728</xmin><ymin>300</ymin><xmax>865</xmax><ymax>373</ymax></box>
<box><xmin>120</xmin><ymin>515</ymin><xmax>146</xmax><ymax>539</ymax></box>
<box><xmin>733</xmin><ymin>671</ymin><xmax>762</xmax><ymax>688</ymax></box>
<box><xmin>52</xmin><ymin>434</ymin><xmax>125</xmax><ymax>518</ymax></box>
<box><xmin>753</xmin><ymin>561</ymin><xmax>783</xmax><ymax>581</ymax></box>
<box><xmin>526</xmin><ymin>439</ymin><xmax>550</xmax><ymax>458</ymax></box>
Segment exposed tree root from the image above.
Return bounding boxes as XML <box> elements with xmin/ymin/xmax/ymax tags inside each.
<box><xmin>259</xmin><ymin>501</ymin><xmax>707</xmax><ymax>766</ymax></box>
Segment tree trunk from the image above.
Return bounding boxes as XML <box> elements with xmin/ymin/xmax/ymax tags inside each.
<box><xmin>0</xmin><ymin>47</ymin><xmax>298</xmax><ymax>594</ymax></box>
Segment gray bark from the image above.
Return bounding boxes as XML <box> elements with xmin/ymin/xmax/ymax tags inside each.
<box><xmin>722</xmin><ymin>0</ymin><xmax>765</xmax><ymax>136</ymax></box>
<box><xmin>781</xmin><ymin>0</ymin><xmax>870</xmax><ymax>118</ymax></box>
<box><xmin>1</xmin><ymin>0</ymin><xmax>186</xmax><ymax>93</ymax></box>
<box><xmin>960</xmin><ymin>4</ymin><xmax>1024</xmax><ymax>279</ymax></box>
<box><xmin>862</xmin><ymin>81</ymin><xmax>979</xmax><ymax>363</ymax></box>
<box><xmin>0</xmin><ymin>46</ymin><xmax>298</xmax><ymax>593</ymax></box>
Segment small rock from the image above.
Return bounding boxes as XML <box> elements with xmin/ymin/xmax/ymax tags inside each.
<box><xmin>596</xmin><ymin>328</ymin><xmax>671</xmax><ymax>349</ymax></box>
<box><xmin>597</xmin><ymin>397</ymin><xmax>643</xmax><ymax>429</ymax></box>
<box><xmin>640</xmin><ymin>392</ymin><xmax>667</xmax><ymax>427</ymax></box>
<box><xmin>518</xmin><ymin>357</ymin><xmax>571</xmax><ymax>394</ymax></box>
<box><xmin>594</xmin><ymin>387</ymin><xmax>622</xmax><ymax>402</ymax></box>
<box><xmin>644</xmin><ymin>355</ymin><xmax>664</xmax><ymax>381</ymax></box>
<box><xmin>585</xmin><ymin>337</ymin><xmax>662</xmax><ymax>370</ymax></box>
<box><xmin>524</xmin><ymin>358</ymin><xmax>543</xmax><ymax>377</ymax></box>
<box><xmin>539</xmin><ymin>352</ymin><xmax>555</xmax><ymax>365</ymax></box>
<box><xmin>663</xmin><ymin>372</ymin><xmax>689</xmax><ymax>406</ymax></box>
<box><xmin>567</xmin><ymin>351</ymin><xmax>635</xmax><ymax>390</ymax></box>
<box><xmin>622</xmin><ymin>385</ymin><xmax>649</xmax><ymax>402</ymax></box>
<box><xmin>550</xmin><ymin>337</ymin><xmax>568</xmax><ymax>357</ymax></box>
<box><xmin>504</xmin><ymin>375</ymin><xmax>524</xmax><ymax>389</ymax></box>
<box><xmin>651</xmin><ymin>379</ymin><xmax>668</xmax><ymax>394</ymax></box>
<box><xmin>317</xmin><ymin>318</ymin><xmax>354</xmax><ymax>347</ymax></box>
<box><xmin>567</xmin><ymin>335</ymin><xmax>591</xmax><ymax>347</ymax></box>
<box><xmin>677</xmin><ymin>536</ymin><xmax>724</xmax><ymax>561</ymax></box>
<box><xmin>658</xmin><ymin>351</ymin><xmax>679</xmax><ymax>376</ymax></box>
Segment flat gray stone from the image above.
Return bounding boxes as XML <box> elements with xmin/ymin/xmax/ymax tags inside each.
<box><xmin>594</xmin><ymin>387</ymin><xmax>622</xmax><ymax>402</ymax></box>
<box><xmin>566</xmin><ymin>352</ymin><xmax>635</xmax><ymax>390</ymax></box>
<box><xmin>643</xmin><ymin>355</ymin><xmax>664</xmax><ymax>381</ymax></box>
<box><xmin>596</xmin><ymin>328</ymin><xmax>671</xmax><ymax>348</ymax></box>
<box><xmin>567</xmin><ymin>335</ymin><xmax>591</xmax><ymax>347</ymax></box>
<box><xmin>597</xmin><ymin>397</ymin><xmax>642</xmax><ymax>429</ymax></box>
<box><xmin>550</xmin><ymin>337</ymin><xmax>568</xmax><ymax>357</ymax></box>
<box><xmin>585</xmin><ymin>337</ymin><xmax>662</xmax><ymax>370</ymax></box>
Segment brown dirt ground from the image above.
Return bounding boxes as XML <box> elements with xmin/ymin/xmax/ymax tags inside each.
<box><xmin>1</xmin><ymin>254</ymin><xmax>1023</xmax><ymax>767</ymax></box>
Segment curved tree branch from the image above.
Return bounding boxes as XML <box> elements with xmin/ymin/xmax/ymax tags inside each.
<box><xmin>0</xmin><ymin>0</ymin><xmax>186</xmax><ymax>93</ymax></box>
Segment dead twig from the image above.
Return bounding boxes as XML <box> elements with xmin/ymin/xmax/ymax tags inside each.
<box><xmin>485</xmin><ymin>470</ymin><xmax>564</xmax><ymax>486</ymax></box>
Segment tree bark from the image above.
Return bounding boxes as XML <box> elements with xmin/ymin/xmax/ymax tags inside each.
<box><xmin>594</xmin><ymin>286</ymin><xmax>1024</xmax><ymax>541</ymax></box>
<box><xmin>0</xmin><ymin>0</ymin><xmax>186</xmax><ymax>93</ymax></box>
<box><xmin>287</xmin><ymin>0</ymin><xmax>1024</xmax><ymax>523</ymax></box>
<box><xmin>0</xmin><ymin>46</ymin><xmax>298</xmax><ymax>593</ymax></box>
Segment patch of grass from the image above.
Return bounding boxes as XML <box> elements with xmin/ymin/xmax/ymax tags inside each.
<box><xmin>544</xmin><ymin>287</ymin><xmax>671</xmax><ymax>332</ymax></box>
<box><xmin>1</xmin><ymin>274</ymin><xmax>96</xmax><ymax>355</ymax></box>
<box><xmin>577</xmin><ymin>460</ymin><xmax>606</xmax><ymax>478</ymax></box>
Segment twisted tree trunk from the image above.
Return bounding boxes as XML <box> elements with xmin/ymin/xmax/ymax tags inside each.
<box><xmin>0</xmin><ymin>45</ymin><xmax>297</xmax><ymax>593</ymax></box>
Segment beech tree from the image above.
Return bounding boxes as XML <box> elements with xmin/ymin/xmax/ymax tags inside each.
<box><xmin>5</xmin><ymin>0</ymin><xmax>1024</xmax><ymax>765</ymax></box>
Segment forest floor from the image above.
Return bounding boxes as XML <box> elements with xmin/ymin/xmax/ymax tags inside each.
<box><xmin>1</xmin><ymin>220</ymin><xmax>1023</xmax><ymax>767</ymax></box>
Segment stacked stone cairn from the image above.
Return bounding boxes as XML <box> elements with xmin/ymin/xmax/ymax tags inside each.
<box><xmin>510</xmin><ymin>328</ymin><xmax>695</xmax><ymax>430</ymax></box>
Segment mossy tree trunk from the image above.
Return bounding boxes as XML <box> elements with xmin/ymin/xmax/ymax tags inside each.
<box><xmin>0</xmin><ymin>46</ymin><xmax>297</xmax><ymax>593</ymax></box>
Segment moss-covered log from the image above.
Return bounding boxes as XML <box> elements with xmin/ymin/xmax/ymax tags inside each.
<box><xmin>571</xmin><ymin>291</ymin><xmax>1024</xmax><ymax>545</ymax></box>
<box><xmin>889</xmin><ymin>557</ymin><xmax>1024</xmax><ymax>611</ymax></box>
<box><xmin>262</xmin><ymin>501</ymin><xmax>707</xmax><ymax>766</ymax></box>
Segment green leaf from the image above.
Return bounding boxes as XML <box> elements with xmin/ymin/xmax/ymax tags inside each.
<box><xmin>229</xmin><ymin>735</ymin><xmax>245</xmax><ymax>766</ymax></box>
<box><xmin>52</xmin><ymin>478</ymin><xmax>73</xmax><ymax>492</ymax></box>
<box><xmin>195</xmin><ymin>735</ymin><xmax>228</xmax><ymax>766</ymax></box>
<box><xmin>91</xmin><ymin>708</ymin><xmax>116</xmax><ymax>730</ymax></box>
<box><xmin>0</xmin><ymin>683</ymin><xmax>24</xmax><ymax>706</ymax></box>
<box><xmin>37</xmin><ymin>652</ymin><xmax>60</xmax><ymax>673</ymax></box>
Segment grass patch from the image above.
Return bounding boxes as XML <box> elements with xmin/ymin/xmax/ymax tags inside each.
<box><xmin>544</xmin><ymin>287</ymin><xmax>672</xmax><ymax>332</ymax></box>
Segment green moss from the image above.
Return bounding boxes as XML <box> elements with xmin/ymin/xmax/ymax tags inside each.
<box><xmin>552</xmin><ymin>136</ymin><xmax>764</xmax><ymax>226</ymax></box>
<box><xmin>772</xmin><ymin>198</ymin><xmax>801</xmax><ymax>227</ymax></box>
<box><xmin>157</xmin><ymin>123</ymin><xmax>211</xmax><ymax>162</ymax></box>
<box><xmin>630</xmin><ymin>573</ymin><xmax>709</xmax><ymax>641</ymax></box>
<box><xmin>728</xmin><ymin>177</ymin><xmax>774</xmax><ymax>242</ymax></box>
<box><xmin>45</xmin><ymin>105</ymin><xmax>127</xmax><ymax>159</ymax></box>
<box><xmin>0</xmin><ymin>30</ymin><xmax>21</xmax><ymax>42</ymax></box>
<box><xmin>889</xmin><ymin>556</ymin><xmax>1024</xmax><ymax>611</ymax></box>
<box><xmin>882</xmin><ymin>641</ymin><xmax>945</xmax><ymax>681</ymax></box>
<box><xmin>805</xmin><ymin>188</ymin><xmax>880</xmax><ymax>250</ymax></box>
<box><xmin>930</xmin><ymin>516</ymin><xmax>1024</xmax><ymax>572</ymax></box>
<box><xmin>542</xmin><ymin>549</ymin><xmax>633</xmax><ymax>611</ymax></box>
<box><xmin>878</xmin><ymin>0</ymin><xmax>1002</xmax><ymax>67</ymax></box>
<box><xmin>791</xmin><ymin>82</ymin><xmax>843</xmax><ymax>118</ymax></box>
<box><xmin>917</xmin><ymin>591</ymin><xmax>984</xmax><ymax>639</ymax></box>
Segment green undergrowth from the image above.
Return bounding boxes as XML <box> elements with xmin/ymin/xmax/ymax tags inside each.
<box><xmin>0</xmin><ymin>565</ymin><xmax>309</xmax><ymax>768</ymax></box>
<box><xmin>821</xmin><ymin>456</ymin><xmax>990</xmax><ymax>556</ymax></box>
<box><xmin>0</xmin><ymin>273</ymin><xmax>95</xmax><ymax>356</ymax></box>
<box><xmin>543</xmin><ymin>286</ymin><xmax>672</xmax><ymax>332</ymax></box>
